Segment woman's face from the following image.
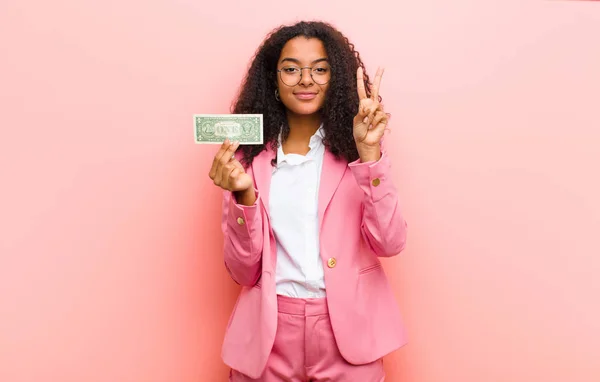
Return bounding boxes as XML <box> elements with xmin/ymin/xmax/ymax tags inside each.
<box><xmin>276</xmin><ymin>37</ymin><xmax>331</xmax><ymax>116</ymax></box>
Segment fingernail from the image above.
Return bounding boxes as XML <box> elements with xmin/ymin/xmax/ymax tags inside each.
<box><xmin>363</xmin><ymin>117</ymin><xmax>369</xmax><ymax>123</ymax></box>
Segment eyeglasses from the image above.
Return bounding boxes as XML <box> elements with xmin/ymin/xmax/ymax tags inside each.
<box><xmin>277</xmin><ymin>64</ymin><xmax>331</xmax><ymax>87</ymax></box>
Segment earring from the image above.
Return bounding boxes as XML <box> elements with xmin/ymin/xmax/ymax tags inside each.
<box><xmin>275</xmin><ymin>89</ymin><xmax>280</xmax><ymax>101</ymax></box>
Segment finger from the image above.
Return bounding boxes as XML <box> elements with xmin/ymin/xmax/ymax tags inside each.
<box><xmin>218</xmin><ymin>140</ymin><xmax>239</xmax><ymax>164</ymax></box>
<box><xmin>216</xmin><ymin>140</ymin><xmax>240</xmax><ymax>174</ymax></box>
<box><xmin>214</xmin><ymin>139</ymin><xmax>231</xmax><ymax>162</ymax></box>
<box><xmin>353</xmin><ymin>102</ymin><xmax>368</xmax><ymax>128</ymax></box>
<box><xmin>355</xmin><ymin>105</ymin><xmax>371</xmax><ymax>126</ymax></box>
<box><xmin>356</xmin><ymin>67</ymin><xmax>368</xmax><ymax>100</ymax></box>
<box><xmin>371</xmin><ymin>115</ymin><xmax>389</xmax><ymax>137</ymax></box>
<box><xmin>357</xmin><ymin>100</ymin><xmax>369</xmax><ymax>117</ymax></box>
<box><xmin>365</xmin><ymin>108</ymin><xmax>377</xmax><ymax>127</ymax></box>
<box><xmin>228</xmin><ymin>168</ymin><xmax>242</xmax><ymax>190</ymax></box>
<box><xmin>209</xmin><ymin>139</ymin><xmax>231</xmax><ymax>179</ymax></box>
<box><xmin>355</xmin><ymin>105</ymin><xmax>368</xmax><ymax>126</ymax></box>
<box><xmin>385</xmin><ymin>113</ymin><xmax>392</xmax><ymax>134</ymax></box>
<box><xmin>210</xmin><ymin>139</ymin><xmax>232</xmax><ymax>174</ymax></box>
<box><xmin>215</xmin><ymin>162</ymin><xmax>235</xmax><ymax>188</ymax></box>
<box><xmin>371</xmin><ymin>67</ymin><xmax>384</xmax><ymax>101</ymax></box>
<box><xmin>371</xmin><ymin>111</ymin><xmax>386</xmax><ymax>130</ymax></box>
<box><xmin>357</xmin><ymin>98</ymin><xmax>378</xmax><ymax>120</ymax></box>
<box><xmin>368</xmin><ymin>103</ymin><xmax>378</xmax><ymax>117</ymax></box>
<box><xmin>364</xmin><ymin>104</ymin><xmax>378</xmax><ymax>126</ymax></box>
<box><xmin>224</xmin><ymin>165</ymin><xmax>241</xmax><ymax>190</ymax></box>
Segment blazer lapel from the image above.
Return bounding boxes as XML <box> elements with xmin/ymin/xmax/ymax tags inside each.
<box><xmin>251</xmin><ymin>147</ymin><xmax>276</xmax><ymax>214</ymax></box>
<box><xmin>251</xmin><ymin>146</ymin><xmax>346</xmax><ymax>233</ymax></box>
<box><xmin>318</xmin><ymin>150</ymin><xmax>347</xmax><ymax>230</ymax></box>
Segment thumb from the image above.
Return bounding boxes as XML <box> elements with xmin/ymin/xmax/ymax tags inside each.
<box><xmin>355</xmin><ymin>105</ymin><xmax>369</xmax><ymax>125</ymax></box>
<box><xmin>358</xmin><ymin>103</ymin><xmax>370</xmax><ymax>119</ymax></box>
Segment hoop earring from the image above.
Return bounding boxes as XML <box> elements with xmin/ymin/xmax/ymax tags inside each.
<box><xmin>275</xmin><ymin>89</ymin><xmax>280</xmax><ymax>101</ymax></box>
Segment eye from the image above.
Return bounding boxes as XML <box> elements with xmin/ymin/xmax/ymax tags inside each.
<box><xmin>282</xmin><ymin>66</ymin><xmax>300</xmax><ymax>73</ymax></box>
<box><xmin>314</xmin><ymin>67</ymin><xmax>329</xmax><ymax>73</ymax></box>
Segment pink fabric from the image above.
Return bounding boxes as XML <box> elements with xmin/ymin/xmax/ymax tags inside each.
<box><xmin>229</xmin><ymin>295</ymin><xmax>385</xmax><ymax>382</ymax></box>
<box><xmin>221</xmin><ymin>147</ymin><xmax>408</xmax><ymax>378</ymax></box>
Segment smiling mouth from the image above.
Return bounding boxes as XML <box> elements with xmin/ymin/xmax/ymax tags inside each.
<box><xmin>294</xmin><ymin>92</ymin><xmax>318</xmax><ymax>100</ymax></box>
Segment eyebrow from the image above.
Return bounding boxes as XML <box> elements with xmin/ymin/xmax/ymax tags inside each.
<box><xmin>279</xmin><ymin>57</ymin><xmax>328</xmax><ymax>65</ymax></box>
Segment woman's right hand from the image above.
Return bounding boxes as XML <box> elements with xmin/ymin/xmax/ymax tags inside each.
<box><xmin>208</xmin><ymin>139</ymin><xmax>255</xmax><ymax>197</ymax></box>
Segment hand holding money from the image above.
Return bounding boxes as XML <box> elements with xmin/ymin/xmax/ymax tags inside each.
<box><xmin>199</xmin><ymin>113</ymin><xmax>260</xmax><ymax>205</ymax></box>
<box><xmin>208</xmin><ymin>140</ymin><xmax>256</xmax><ymax>205</ymax></box>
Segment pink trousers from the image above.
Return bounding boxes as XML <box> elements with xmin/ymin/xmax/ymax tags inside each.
<box><xmin>230</xmin><ymin>295</ymin><xmax>385</xmax><ymax>382</ymax></box>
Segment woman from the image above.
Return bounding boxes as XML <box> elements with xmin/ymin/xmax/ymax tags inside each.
<box><xmin>208</xmin><ymin>21</ymin><xmax>408</xmax><ymax>381</ymax></box>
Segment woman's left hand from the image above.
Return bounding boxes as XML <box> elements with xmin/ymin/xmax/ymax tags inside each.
<box><xmin>353</xmin><ymin>67</ymin><xmax>389</xmax><ymax>161</ymax></box>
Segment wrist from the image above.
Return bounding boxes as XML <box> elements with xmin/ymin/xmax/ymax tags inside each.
<box><xmin>356</xmin><ymin>142</ymin><xmax>381</xmax><ymax>163</ymax></box>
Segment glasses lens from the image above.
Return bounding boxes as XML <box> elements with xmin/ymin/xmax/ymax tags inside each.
<box><xmin>278</xmin><ymin>65</ymin><xmax>332</xmax><ymax>86</ymax></box>
<box><xmin>311</xmin><ymin>64</ymin><xmax>331</xmax><ymax>85</ymax></box>
<box><xmin>280</xmin><ymin>66</ymin><xmax>301</xmax><ymax>86</ymax></box>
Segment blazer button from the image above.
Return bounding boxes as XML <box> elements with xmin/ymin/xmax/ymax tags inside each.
<box><xmin>327</xmin><ymin>257</ymin><xmax>337</xmax><ymax>268</ymax></box>
<box><xmin>372</xmin><ymin>178</ymin><xmax>381</xmax><ymax>187</ymax></box>
<box><xmin>237</xmin><ymin>217</ymin><xmax>245</xmax><ymax>225</ymax></box>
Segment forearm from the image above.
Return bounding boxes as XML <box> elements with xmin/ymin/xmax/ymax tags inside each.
<box><xmin>349</xmin><ymin>152</ymin><xmax>407</xmax><ymax>257</ymax></box>
<box><xmin>360</xmin><ymin>191</ymin><xmax>407</xmax><ymax>257</ymax></box>
<box><xmin>221</xmin><ymin>189</ymin><xmax>264</xmax><ymax>286</ymax></box>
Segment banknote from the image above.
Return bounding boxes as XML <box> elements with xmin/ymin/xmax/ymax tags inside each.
<box><xmin>194</xmin><ymin>114</ymin><xmax>263</xmax><ymax>144</ymax></box>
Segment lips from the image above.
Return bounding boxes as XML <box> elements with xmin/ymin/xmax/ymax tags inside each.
<box><xmin>294</xmin><ymin>92</ymin><xmax>318</xmax><ymax>100</ymax></box>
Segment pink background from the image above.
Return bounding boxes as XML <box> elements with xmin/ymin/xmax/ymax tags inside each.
<box><xmin>1</xmin><ymin>0</ymin><xmax>599</xmax><ymax>381</ymax></box>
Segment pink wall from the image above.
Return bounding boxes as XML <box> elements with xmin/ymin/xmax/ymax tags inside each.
<box><xmin>1</xmin><ymin>0</ymin><xmax>599</xmax><ymax>381</ymax></box>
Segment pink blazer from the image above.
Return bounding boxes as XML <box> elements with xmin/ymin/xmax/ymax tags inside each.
<box><xmin>220</xmin><ymin>145</ymin><xmax>408</xmax><ymax>378</ymax></box>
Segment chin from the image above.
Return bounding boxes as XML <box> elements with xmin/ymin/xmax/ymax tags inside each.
<box><xmin>290</xmin><ymin>107</ymin><xmax>320</xmax><ymax>115</ymax></box>
<box><xmin>285</xmin><ymin>101</ymin><xmax>324</xmax><ymax>116</ymax></box>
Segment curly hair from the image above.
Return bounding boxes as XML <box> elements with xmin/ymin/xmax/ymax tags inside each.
<box><xmin>231</xmin><ymin>21</ymin><xmax>380</xmax><ymax>167</ymax></box>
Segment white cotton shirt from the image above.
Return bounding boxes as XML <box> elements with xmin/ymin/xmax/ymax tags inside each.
<box><xmin>269</xmin><ymin>126</ymin><xmax>327</xmax><ymax>298</ymax></box>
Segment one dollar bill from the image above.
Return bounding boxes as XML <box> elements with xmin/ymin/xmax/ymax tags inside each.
<box><xmin>194</xmin><ymin>114</ymin><xmax>263</xmax><ymax>144</ymax></box>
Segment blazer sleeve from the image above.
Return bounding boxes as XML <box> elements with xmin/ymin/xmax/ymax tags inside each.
<box><xmin>220</xmin><ymin>188</ymin><xmax>263</xmax><ymax>286</ymax></box>
<box><xmin>348</xmin><ymin>151</ymin><xmax>408</xmax><ymax>257</ymax></box>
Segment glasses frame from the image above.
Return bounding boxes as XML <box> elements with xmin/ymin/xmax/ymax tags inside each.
<box><xmin>276</xmin><ymin>64</ymin><xmax>331</xmax><ymax>87</ymax></box>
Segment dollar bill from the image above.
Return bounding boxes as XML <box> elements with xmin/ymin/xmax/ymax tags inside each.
<box><xmin>194</xmin><ymin>114</ymin><xmax>263</xmax><ymax>144</ymax></box>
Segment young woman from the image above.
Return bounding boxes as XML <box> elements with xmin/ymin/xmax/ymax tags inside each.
<box><xmin>208</xmin><ymin>21</ymin><xmax>408</xmax><ymax>381</ymax></box>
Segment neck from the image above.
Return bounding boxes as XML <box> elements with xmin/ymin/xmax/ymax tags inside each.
<box><xmin>281</xmin><ymin>112</ymin><xmax>322</xmax><ymax>155</ymax></box>
<box><xmin>286</xmin><ymin>111</ymin><xmax>321</xmax><ymax>142</ymax></box>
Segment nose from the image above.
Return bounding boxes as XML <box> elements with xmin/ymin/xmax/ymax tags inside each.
<box><xmin>298</xmin><ymin>67</ymin><xmax>314</xmax><ymax>87</ymax></box>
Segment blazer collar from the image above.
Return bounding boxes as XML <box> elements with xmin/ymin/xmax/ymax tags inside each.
<box><xmin>251</xmin><ymin>143</ymin><xmax>346</xmax><ymax>229</ymax></box>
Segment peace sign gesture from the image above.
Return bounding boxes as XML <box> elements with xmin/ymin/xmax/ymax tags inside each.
<box><xmin>353</xmin><ymin>67</ymin><xmax>389</xmax><ymax>154</ymax></box>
